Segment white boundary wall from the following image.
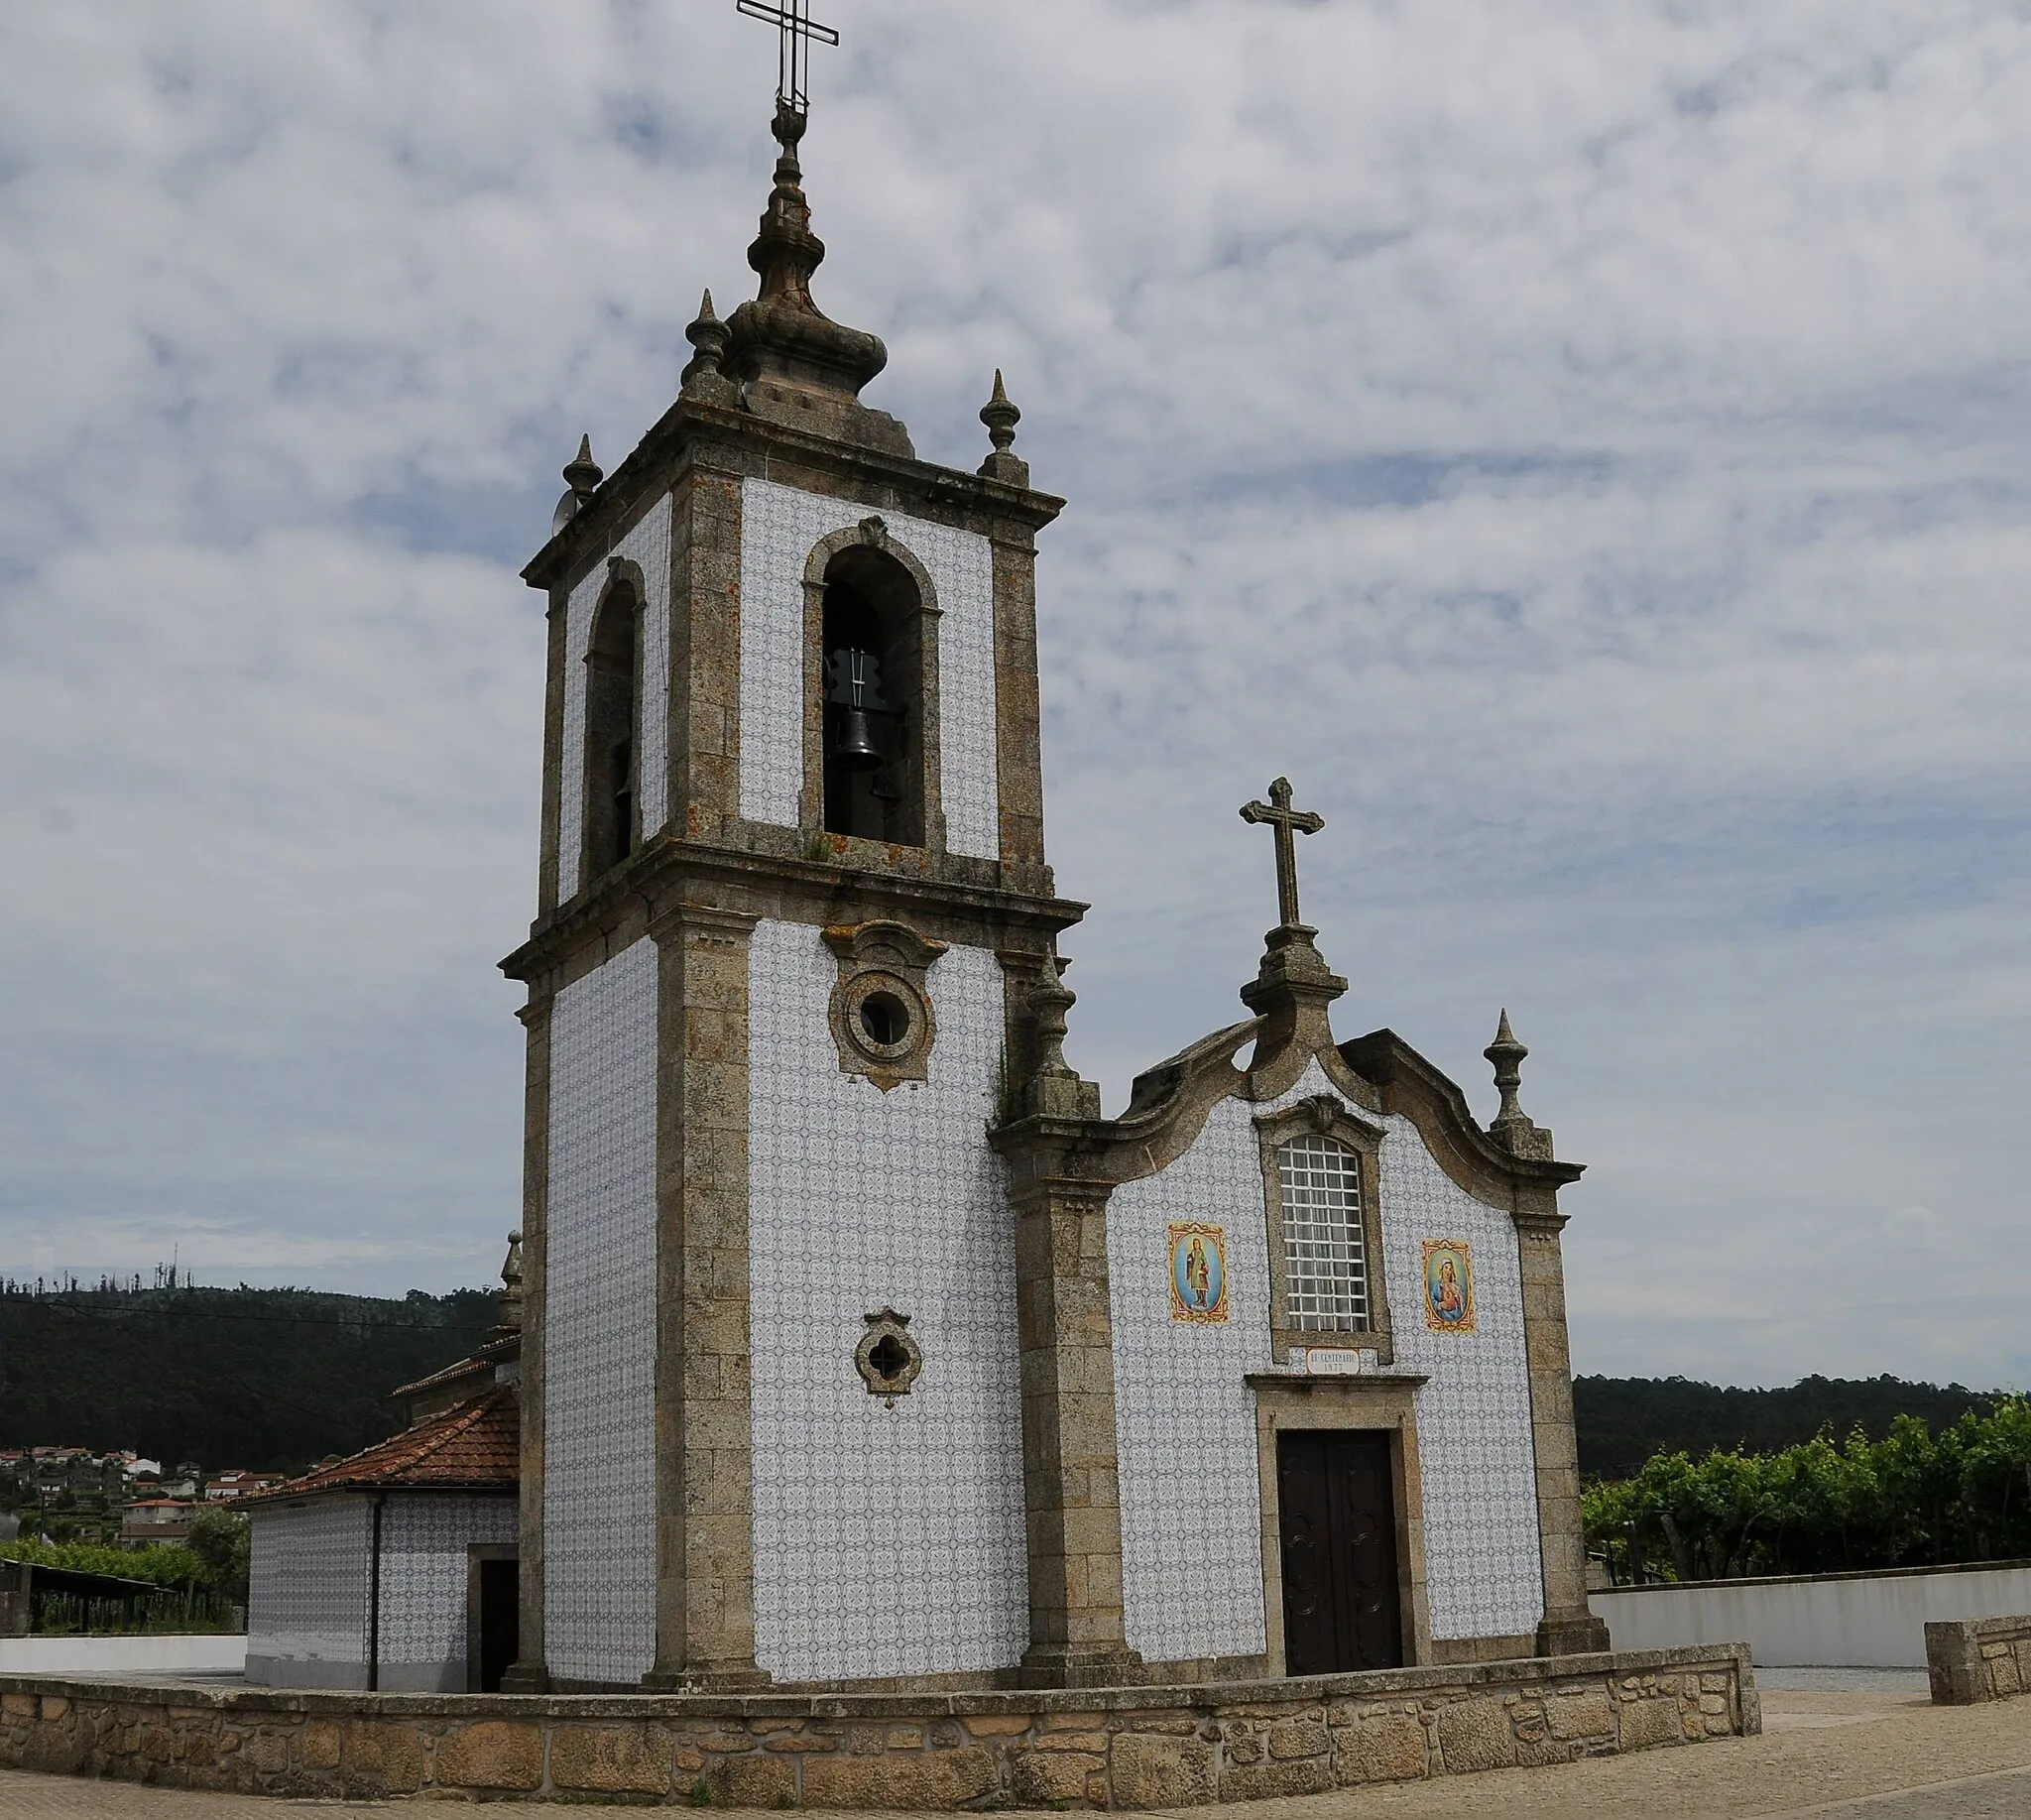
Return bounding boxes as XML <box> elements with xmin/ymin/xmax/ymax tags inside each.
<box><xmin>0</xmin><ymin>1635</ymin><xmax>246</xmax><ymax>1674</ymax></box>
<box><xmin>1593</xmin><ymin>1560</ymin><xmax>2031</xmax><ymax>1667</ymax></box>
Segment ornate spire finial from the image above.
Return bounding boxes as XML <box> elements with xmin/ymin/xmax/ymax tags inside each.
<box><xmin>1485</xmin><ymin>1010</ymin><xmax>1554</xmax><ymax>1159</ymax></box>
<box><xmin>721</xmin><ymin>107</ymin><xmax>902</xmax><ymax>449</ymax></box>
<box><xmin>551</xmin><ymin>435</ymin><xmax>604</xmax><ymax>536</ymax></box>
<box><xmin>681</xmin><ymin>289</ymin><xmax>737</xmax><ymax>404</ymax></box>
<box><xmin>748</xmin><ymin>102</ymin><xmax>825</xmax><ymax>309</ymax></box>
<box><xmin>979</xmin><ymin>369</ymin><xmax>1030</xmax><ymax>485</ymax></box>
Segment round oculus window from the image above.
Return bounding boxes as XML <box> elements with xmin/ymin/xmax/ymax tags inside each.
<box><xmin>858</xmin><ymin>990</ymin><xmax>910</xmax><ymax>1048</ymax></box>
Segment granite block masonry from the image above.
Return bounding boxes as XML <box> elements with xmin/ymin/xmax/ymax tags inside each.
<box><xmin>1928</xmin><ymin>1614</ymin><xmax>2031</xmax><ymax>1705</ymax></box>
<box><xmin>0</xmin><ymin>1645</ymin><xmax>1755</xmax><ymax>1807</ymax></box>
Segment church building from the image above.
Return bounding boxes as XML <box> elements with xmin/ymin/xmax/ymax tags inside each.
<box><xmin>245</xmin><ymin>86</ymin><xmax>1607</xmax><ymax>1699</ymax></box>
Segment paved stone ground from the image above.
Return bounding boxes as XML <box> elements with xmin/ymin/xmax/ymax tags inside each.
<box><xmin>1</xmin><ymin>1687</ymin><xmax>2027</xmax><ymax>1818</ymax></box>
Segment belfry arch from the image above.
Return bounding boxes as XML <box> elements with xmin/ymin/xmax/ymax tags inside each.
<box><xmin>801</xmin><ymin>522</ymin><xmax>940</xmax><ymax>849</ymax></box>
<box><xmin>580</xmin><ymin>562</ymin><xmax>644</xmax><ymax>884</ymax></box>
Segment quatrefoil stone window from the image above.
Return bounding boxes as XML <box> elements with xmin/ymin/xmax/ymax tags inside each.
<box><xmin>855</xmin><ymin>1308</ymin><xmax>923</xmax><ymax>1405</ymax></box>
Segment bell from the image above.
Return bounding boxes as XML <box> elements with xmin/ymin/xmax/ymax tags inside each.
<box><xmin>833</xmin><ymin>706</ymin><xmax>884</xmax><ymax>771</ymax></box>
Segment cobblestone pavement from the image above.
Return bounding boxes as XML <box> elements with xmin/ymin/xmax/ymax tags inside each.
<box><xmin>1</xmin><ymin>1691</ymin><xmax>2027</xmax><ymax>1819</ymax></box>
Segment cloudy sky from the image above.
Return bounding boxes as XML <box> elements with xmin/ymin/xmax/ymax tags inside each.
<box><xmin>2</xmin><ymin>1</ymin><xmax>2026</xmax><ymax>1391</ymax></box>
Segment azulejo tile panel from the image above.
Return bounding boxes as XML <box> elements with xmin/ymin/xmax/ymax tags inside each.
<box><xmin>556</xmin><ymin>492</ymin><xmax>673</xmax><ymax>897</ymax></box>
<box><xmin>1371</xmin><ymin>1099</ymin><xmax>1543</xmax><ymax>1641</ymax></box>
<box><xmin>376</xmin><ymin>1494</ymin><xmax>519</xmax><ymax>1668</ymax></box>
<box><xmin>747</xmin><ymin>919</ymin><xmax>1028</xmax><ymax>1680</ymax></box>
<box><xmin>543</xmin><ymin>937</ymin><xmax>659</xmax><ymax>1686</ymax></box>
<box><xmin>736</xmin><ymin>480</ymin><xmax>1001</xmax><ymax>858</ymax></box>
<box><xmin>1109</xmin><ymin>1102</ymin><xmax>1273</xmax><ymax>1665</ymax></box>
<box><xmin>1109</xmin><ymin>1057</ymin><xmax>1545</xmax><ymax>1655</ymax></box>
<box><xmin>248</xmin><ymin>1498</ymin><xmax>372</xmax><ymax>1667</ymax></box>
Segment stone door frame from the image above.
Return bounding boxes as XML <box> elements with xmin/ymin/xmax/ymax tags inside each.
<box><xmin>1248</xmin><ymin>1373</ymin><xmax>1432</xmax><ymax>1676</ymax></box>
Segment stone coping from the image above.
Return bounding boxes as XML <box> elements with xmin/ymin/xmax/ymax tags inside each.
<box><xmin>1599</xmin><ymin>1557</ymin><xmax>2031</xmax><ymax>1596</ymax></box>
<box><xmin>0</xmin><ymin>1643</ymin><xmax>1746</xmax><ymax>1720</ymax></box>
<box><xmin>2</xmin><ymin>1644</ymin><xmax>1755</xmax><ymax>1806</ymax></box>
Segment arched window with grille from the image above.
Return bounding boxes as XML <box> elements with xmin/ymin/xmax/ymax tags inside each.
<box><xmin>1277</xmin><ymin>1135</ymin><xmax>1369</xmax><ymax>1331</ymax></box>
<box><xmin>1259</xmin><ymin>1103</ymin><xmax>1393</xmax><ymax>1364</ymax></box>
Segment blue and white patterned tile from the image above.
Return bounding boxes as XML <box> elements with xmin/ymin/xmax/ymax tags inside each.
<box><xmin>747</xmin><ymin>920</ymin><xmax>1027</xmax><ymax>1680</ymax></box>
<box><xmin>377</xmin><ymin>1495</ymin><xmax>519</xmax><ymax>1669</ymax></box>
<box><xmin>543</xmin><ymin>937</ymin><xmax>659</xmax><ymax>1685</ymax></box>
<box><xmin>248</xmin><ymin>1499</ymin><xmax>372</xmax><ymax>1668</ymax></box>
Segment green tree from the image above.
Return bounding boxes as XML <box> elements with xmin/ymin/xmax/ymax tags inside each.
<box><xmin>183</xmin><ymin>1508</ymin><xmax>251</xmax><ymax>1603</ymax></box>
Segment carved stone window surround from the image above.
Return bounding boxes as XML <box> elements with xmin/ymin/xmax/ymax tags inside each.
<box><xmin>855</xmin><ymin>1307</ymin><xmax>923</xmax><ymax>1405</ymax></box>
<box><xmin>1254</xmin><ymin>1094</ymin><xmax>1394</xmax><ymax>1369</ymax></box>
<box><xmin>821</xmin><ymin>918</ymin><xmax>947</xmax><ymax>1091</ymax></box>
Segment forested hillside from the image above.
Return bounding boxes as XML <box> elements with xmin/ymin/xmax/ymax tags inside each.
<box><xmin>0</xmin><ymin>1282</ymin><xmax>500</xmax><ymax>1473</ymax></box>
<box><xmin>1575</xmin><ymin>1374</ymin><xmax>2006</xmax><ymax>1479</ymax></box>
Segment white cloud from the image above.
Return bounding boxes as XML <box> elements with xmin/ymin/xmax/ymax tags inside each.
<box><xmin>0</xmin><ymin>1</ymin><xmax>2026</xmax><ymax>1382</ymax></box>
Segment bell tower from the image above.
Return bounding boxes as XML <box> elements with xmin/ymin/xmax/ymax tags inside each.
<box><xmin>502</xmin><ymin>93</ymin><xmax>1130</xmax><ymax>1692</ymax></box>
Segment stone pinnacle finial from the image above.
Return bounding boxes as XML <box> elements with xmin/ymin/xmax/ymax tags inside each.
<box><xmin>497</xmin><ymin>1229</ymin><xmax>525</xmax><ymax>1334</ymax></box>
<box><xmin>978</xmin><ymin>369</ymin><xmax>1029</xmax><ymax>485</ymax></box>
<box><xmin>1485</xmin><ymin>1010</ymin><xmax>1554</xmax><ymax>1159</ymax></box>
<box><xmin>1023</xmin><ymin>954</ymin><xmax>1101</xmax><ymax>1120</ymax></box>
<box><xmin>562</xmin><ymin>434</ymin><xmax>602</xmax><ymax>497</ymax></box>
<box><xmin>551</xmin><ymin>435</ymin><xmax>604</xmax><ymax>536</ymax></box>
<box><xmin>983</xmin><ymin>370</ymin><xmax>1019</xmax><ymax>451</ymax></box>
<box><xmin>681</xmin><ymin>289</ymin><xmax>738</xmax><ymax>404</ymax></box>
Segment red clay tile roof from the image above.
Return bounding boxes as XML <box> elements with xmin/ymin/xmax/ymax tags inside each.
<box><xmin>245</xmin><ymin>1387</ymin><xmax>519</xmax><ymax>1501</ymax></box>
<box><xmin>390</xmin><ymin>1335</ymin><xmax>518</xmax><ymax>1403</ymax></box>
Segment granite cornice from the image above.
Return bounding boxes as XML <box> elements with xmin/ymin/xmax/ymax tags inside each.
<box><xmin>502</xmin><ymin>833</ymin><xmax>1085</xmax><ymax>986</ymax></box>
<box><xmin>1337</xmin><ymin>1028</ymin><xmax>1586</xmax><ymax>1216</ymax></box>
<box><xmin>523</xmin><ymin>397</ymin><xmax>1064</xmax><ymax>590</ymax></box>
<box><xmin>991</xmin><ymin>1018</ymin><xmax>1256</xmax><ymax>1186</ymax></box>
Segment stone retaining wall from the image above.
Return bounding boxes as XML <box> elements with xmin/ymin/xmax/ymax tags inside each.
<box><xmin>1927</xmin><ymin>1615</ymin><xmax>2031</xmax><ymax>1705</ymax></box>
<box><xmin>0</xmin><ymin>1645</ymin><xmax>1755</xmax><ymax>1808</ymax></box>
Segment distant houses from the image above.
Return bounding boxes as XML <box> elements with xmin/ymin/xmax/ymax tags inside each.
<box><xmin>0</xmin><ymin>1446</ymin><xmax>285</xmax><ymax>1548</ymax></box>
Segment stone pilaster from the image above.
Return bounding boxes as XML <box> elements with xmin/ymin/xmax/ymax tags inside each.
<box><xmin>1515</xmin><ymin>1209</ymin><xmax>1610</xmax><ymax>1655</ymax></box>
<box><xmin>666</xmin><ymin>469</ymin><xmax>745</xmax><ymax>845</ymax></box>
<box><xmin>1010</xmin><ymin>1174</ymin><xmax>1140</xmax><ymax>1687</ymax></box>
<box><xmin>645</xmin><ymin>903</ymin><xmax>769</xmax><ymax>1690</ymax></box>
<box><xmin>990</xmin><ymin>527</ymin><xmax>1047</xmax><ymax>881</ymax></box>
<box><xmin>500</xmin><ymin>998</ymin><xmax>552</xmax><ymax>1693</ymax></box>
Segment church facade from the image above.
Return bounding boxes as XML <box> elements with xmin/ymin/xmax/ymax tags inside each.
<box><xmin>490</xmin><ymin>100</ymin><xmax>1608</xmax><ymax>1696</ymax></box>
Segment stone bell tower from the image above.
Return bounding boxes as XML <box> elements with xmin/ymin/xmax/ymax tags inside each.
<box><xmin>502</xmin><ymin>102</ymin><xmax>1122</xmax><ymax>1692</ymax></box>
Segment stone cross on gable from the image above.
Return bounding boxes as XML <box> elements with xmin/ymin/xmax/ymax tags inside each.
<box><xmin>737</xmin><ymin>0</ymin><xmax>839</xmax><ymax>116</ymax></box>
<box><xmin>1240</xmin><ymin>777</ymin><xmax>1325</xmax><ymax>930</ymax></box>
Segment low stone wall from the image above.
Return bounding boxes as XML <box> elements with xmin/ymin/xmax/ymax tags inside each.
<box><xmin>1927</xmin><ymin>1615</ymin><xmax>2031</xmax><ymax>1705</ymax></box>
<box><xmin>0</xmin><ymin>1645</ymin><xmax>1755</xmax><ymax>1808</ymax></box>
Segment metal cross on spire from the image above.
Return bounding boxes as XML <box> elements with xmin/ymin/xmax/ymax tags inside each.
<box><xmin>1240</xmin><ymin>778</ymin><xmax>1326</xmax><ymax>930</ymax></box>
<box><xmin>737</xmin><ymin>0</ymin><xmax>839</xmax><ymax>116</ymax></box>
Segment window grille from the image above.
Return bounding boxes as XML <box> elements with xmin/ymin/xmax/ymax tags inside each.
<box><xmin>1275</xmin><ymin>1135</ymin><xmax>1369</xmax><ymax>1331</ymax></box>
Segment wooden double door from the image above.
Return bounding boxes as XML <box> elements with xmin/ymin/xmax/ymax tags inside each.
<box><xmin>1276</xmin><ymin>1429</ymin><xmax>1404</xmax><ymax>1674</ymax></box>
